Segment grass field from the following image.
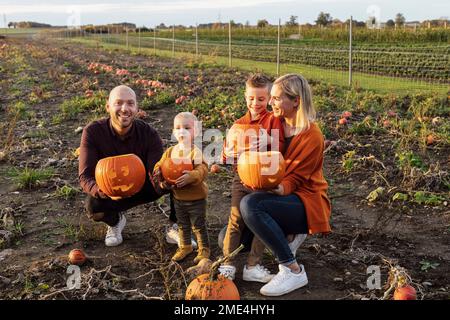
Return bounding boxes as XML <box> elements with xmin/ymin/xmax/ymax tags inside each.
<box><xmin>67</xmin><ymin>36</ymin><xmax>449</xmax><ymax>95</ymax></box>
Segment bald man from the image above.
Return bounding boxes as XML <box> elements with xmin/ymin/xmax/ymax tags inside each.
<box><xmin>79</xmin><ymin>85</ymin><xmax>166</xmax><ymax>246</ymax></box>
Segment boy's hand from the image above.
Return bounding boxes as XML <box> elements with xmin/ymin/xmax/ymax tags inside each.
<box><xmin>175</xmin><ymin>170</ymin><xmax>195</xmax><ymax>188</ymax></box>
<box><xmin>159</xmin><ymin>180</ymin><xmax>174</xmax><ymax>190</ymax></box>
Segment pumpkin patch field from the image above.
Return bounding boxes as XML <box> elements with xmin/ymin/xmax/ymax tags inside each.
<box><xmin>0</xmin><ymin>36</ymin><xmax>448</xmax><ymax>300</ymax></box>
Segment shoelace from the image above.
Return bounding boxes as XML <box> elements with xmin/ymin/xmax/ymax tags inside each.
<box><xmin>254</xmin><ymin>265</ymin><xmax>271</xmax><ymax>275</ymax></box>
<box><xmin>219</xmin><ymin>266</ymin><xmax>235</xmax><ymax>279</ymax></box>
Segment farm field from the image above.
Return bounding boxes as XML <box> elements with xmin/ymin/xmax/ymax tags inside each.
<box><xmin>0</xmin><ymin>35</ymin><xmax>449</xmax><ymax>301</ymax></box>
<box><xmin>69</xmin><ymin>36</ymin><xmax>449</xmax><ymax>95</ymax></box>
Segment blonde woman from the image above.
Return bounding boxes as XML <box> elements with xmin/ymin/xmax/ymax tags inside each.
<box><xmin>240</xmin><ymin>74</ymin><xmax>331</xmax><ymax>296</ymax></box>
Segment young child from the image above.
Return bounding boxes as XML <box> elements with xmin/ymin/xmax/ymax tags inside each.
<box><xmin>219</xmin><ymin>74</ymin><xmax>285</xmax><ymax>282</ymax></box>
<box><xmin>153</xmin><ymin>112</ymin><xmax>210</xmax><ymax>263</ymax></box>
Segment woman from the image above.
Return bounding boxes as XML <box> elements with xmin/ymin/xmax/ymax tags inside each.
<box><xmin>240</xmin><ymin>74</ymin><xmax>331</xmax><ymax>296</ymax></box>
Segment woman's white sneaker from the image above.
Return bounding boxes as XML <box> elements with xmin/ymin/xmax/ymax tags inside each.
<box><xmin>243</xmin><ymin>264</ymin><xmax>274</xmax><ymax>283</ymax></box>
<box><xmin>105</xmin><ymin>214</ymin><xmax>126</xmax><ymax>247</ymax></box>
<box><xmin>260</xmin><ymin>264</ymin><xmax>308</xmax><ymax>296</ymax></box>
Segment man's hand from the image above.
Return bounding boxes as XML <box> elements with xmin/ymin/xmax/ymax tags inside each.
<box><xmin>98</xmin><ymin>189</ymin><xmax>109</xmax><ymax>199</ymax></box>
<box><xmin>175</xmin><ymin>170</ymin><xmax>195</xmax><ymax>188</ymax></box>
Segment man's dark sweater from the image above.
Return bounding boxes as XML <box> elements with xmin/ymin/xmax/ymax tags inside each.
<box><xmin>78</xmin><ymin>117</ymin><xmax>163</xmax><ymax>198</ymax></box>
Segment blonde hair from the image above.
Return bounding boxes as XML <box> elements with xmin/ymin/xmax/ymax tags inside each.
<box><xmin>273</xmin><ymin>74</ymin><xmax>316</xmax><ymax>135</ymax></box>
<box><xmin>174</xmin><ymin>112</ymin><xmax>200</xmax><ymax>137</ymax></box>
<box><xmin>174</xmin><ymin>111</ymin><xmax>198</xmax><ymax>123</ymax></box>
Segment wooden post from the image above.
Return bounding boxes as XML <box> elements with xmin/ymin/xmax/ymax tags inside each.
<box><xmin>348</xmin><ymin>16</ymin><xmax>353</xmax><ymax>87</ymax></box>
<box><xmin>138</xmin><ymin>27</ymin><xmax>141</xmax><ymax>52</ymax></box>
<box><xmin>276</xmin><ymin>18</ymin><xmax>281</xmax><ymax>76</ymax></box>
<box><xmin>172</xmin><ymin>25</ymin><xmax>175</xmax><ymax>57</ymax></box>
<box><xmin>154</xmin><ymin>26</ymin><xmax>157</xmax><ymax>56</ymax></box>
<box><xmin>228</xmin><ymin>20</ymin><xmax>232</xmax><ymax>67</ymax></box>
<box><xmin>195</xmin><ymin>23</ymin><xmax>199</xmax><ymax>57</ymax></box>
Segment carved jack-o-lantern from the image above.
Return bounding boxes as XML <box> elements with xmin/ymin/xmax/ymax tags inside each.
<box><xmin>95</xmin><ymin>154</ymin><xmax>146</xmax><ymax>199</ymax></box>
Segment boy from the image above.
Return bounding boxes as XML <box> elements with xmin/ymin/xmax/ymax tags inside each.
<box><xmin>154</xmin><ymin>112</ymin><xmax>210</xmax><ymax>263</ymax></box>
<box><xmin>219</xmin><ymin>74</ymin><xmax>285</xmax><ymax>282</ymax></box>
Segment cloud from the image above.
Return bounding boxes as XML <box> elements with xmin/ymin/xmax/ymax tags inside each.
<box><xmin>0</xmin><ymin>0</ymin><xmax>301</xmax><ymax>14</ymax></box>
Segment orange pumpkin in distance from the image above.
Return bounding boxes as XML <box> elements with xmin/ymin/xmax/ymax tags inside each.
<box><xmin>185</xmin><ymin>274</ymin><xmax>240</xmax><ymax>300</ymax></box>
<box><xmin>237</xmin><ymin>151</ymin><xmax>285</xmax><ymax>189</ymax></box>
<box><xmin>160</xmin><ymin>157</ymin><xmax>194</xmax><ymax>185</ymax></box>
<box><xmin>95</xmin><ymin>154</ymin><xmax>146</xmax><ymax>199</ymax></box>
<box><xmin>210</xmin><ymin>164</ymin><xmax>221</xmax><ymax>174</ymax></box>
<box><xmin>68</xmin><ymin>249</ymin><xmax>86</xmax><ymax>266</ymax></box>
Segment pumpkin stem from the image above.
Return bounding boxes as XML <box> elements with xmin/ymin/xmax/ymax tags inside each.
<box><xmin>209</xmin><ymin>244</ymin><xmax>245</xmax><ymax>281</ymax></box>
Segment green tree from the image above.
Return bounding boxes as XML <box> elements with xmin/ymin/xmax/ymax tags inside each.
<box><xmin>316</xmin><ymin>12</ymin><xmax>332</xmax><ymax>27</ymax></box>
<box><xmin>386</xmin><ymin>19</ymin><xmax>395</xmax><ymax>27</ymax></box>
<box><xmin>395</xmin><ymin>13</ymin><xmax>406</xmax><ymax>27</ymax></box>
<box><xmin>257</xmin><ymin>19</ymin><xmax>269</xmax><ymax>28</ymax></box>
<box><xmin>286</xmin><ymin>15</ymin><xmax>298</xmax><ymax>26</ymax></box>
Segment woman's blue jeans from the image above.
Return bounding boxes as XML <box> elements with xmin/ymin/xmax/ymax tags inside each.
<box><xmin>240</xmin><ymin>192</ymin><xmax>308</xmax><ymax>265</ymax></box>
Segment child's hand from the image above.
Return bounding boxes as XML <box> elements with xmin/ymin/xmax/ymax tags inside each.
<box><xmin>159</xmin><ymin>180</ymin><xmax>174</xmax><ymax>190</ymax></box>
<box><xmin>175</xmin><ymin>170</ymin><xmax>195</xmax><ymax>188</ymax></box>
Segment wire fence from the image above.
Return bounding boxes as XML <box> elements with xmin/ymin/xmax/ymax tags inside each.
<box><xmin>49</xmin><ymin>23</ymin><xmax>450</xmax><ymax>94</ymax></box>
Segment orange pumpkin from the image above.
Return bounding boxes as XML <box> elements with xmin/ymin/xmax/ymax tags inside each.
<box><xmin>237</xmin><ymin>151</ymin><xmax>285</xmax><ymax>189</ymax></box>
<box><xmin>394</xmin><ymin>285</ymin><xmax>417</xmax><ymax>300</ymax></box>
<box><xmin>185</xmin><ymin>274</ymin><xmax>240</xmax><ymax>300</ymax></box>
<box><xmin>68</xmin><ymin>249</ymin><xmax>86</xmax><ymax>266</ymax></box>
<box><xmin>224</xmin><ymin>123</ymin><xmax>263</xmax><ymax>159</ymax></box>
<box><xmin>95</xmin><ymin>154</ymin><xmax>146</xmax><ymax>199</ymax></box>
<box><xmin>160</xmin><ymin>157</ymin><xmax>193</xmax><ymax>185</ymax></box>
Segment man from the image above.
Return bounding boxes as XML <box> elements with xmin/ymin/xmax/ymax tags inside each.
<box><xmin>79</xmin><ymin>85</ymin><xmax>164</xmax><ymax>247</ymax></box>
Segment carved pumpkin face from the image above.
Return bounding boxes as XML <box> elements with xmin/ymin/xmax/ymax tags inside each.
<box><xmin>95</xmin><ymin>154</ymin><xmax>146</xmax><ymax>198</ymax></box>
<box><xmin>160</xmin><ymin>157</ymin><xmax>193</xmax><ymax>185</ymax></box>
<box><xmin>185</xmin><ymin>274</ymin><xmax>240</xmax><ymax>300</ymax></box>
<box><xmin>224</xmin><ymin>123</ymin><xmax>263</xmax><ymax>159</ymax></box>
<box><xmin>237</xmin><ymin>151</ymin><xmax>285</xmax><ymax>189</ymax></box>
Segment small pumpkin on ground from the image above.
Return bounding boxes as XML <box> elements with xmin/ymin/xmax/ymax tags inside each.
<box><xmin>185</xmin><ymin>245</ymin><xmax>244</xmax><ymax>300</ymax></box>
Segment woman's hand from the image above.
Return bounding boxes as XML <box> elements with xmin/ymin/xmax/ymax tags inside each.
<box><xmin>175</xmin><ymin>170</ymin><xmax>195</xmax><ymax>188</ymax></box>
<box><xmin>270</xmin><ymin>184</ymin><xmax>284</xmax><ymax>195</ymax></box>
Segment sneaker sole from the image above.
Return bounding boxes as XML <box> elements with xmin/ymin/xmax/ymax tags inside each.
<box><xmin>260</xmin><ymin>279</ymin><xmax>308</xmax><ymax>296</ymax></box>
<box><xmin>243</xmin><ymin>275</ymin><xmax>274</xmax><ymax>283</ymax></box>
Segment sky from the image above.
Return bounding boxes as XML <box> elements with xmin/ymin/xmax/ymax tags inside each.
<box><xmin>0</xmin><ymin>0</ymin><xmax>449</xmax><ymax>27</ymax></box>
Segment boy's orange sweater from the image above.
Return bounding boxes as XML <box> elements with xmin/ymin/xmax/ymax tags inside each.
<box><xmin>222</xmin><ymin>110</ymin><xmax>285</xmax><ymax>164</ymax></box>
<box><xmin>279</xmin><ymin>122</ymin><xmax>331</xmax><ymax>235</ymax></box>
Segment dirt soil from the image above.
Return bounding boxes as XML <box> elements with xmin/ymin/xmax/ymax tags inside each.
<box><xmin>0</xmin><ymin>36</ymin><xmax>448</xmax><ymax>300</ymax></box>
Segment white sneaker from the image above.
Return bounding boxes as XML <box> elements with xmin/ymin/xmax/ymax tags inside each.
<box><xmin>288</xmin><ymin>234</ymin><xmax>307</xmax><ymax>257</ymax></box>
<box><xmin>260</xmin><ymin>264</ymin><xmax>308</xmax><ymax>296</ymax></box>
<box><xmin>105</xmin><ymin>214</ymin><xmax>126</xmax><ymax>247</ymax></box>
<box><xmin>243</xmin><ymin>264</ymin><xmax>274</xmax><ymax>283</ymax></box>
<box><xmin>165</xmin><ymin>223</ymin><xmax>198</xmax><ymax>249</ymax></box>
<box><xmin>218</xmin><ymin>265</ymin><xmax>236</xmax><ymax>281</ymax></box>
